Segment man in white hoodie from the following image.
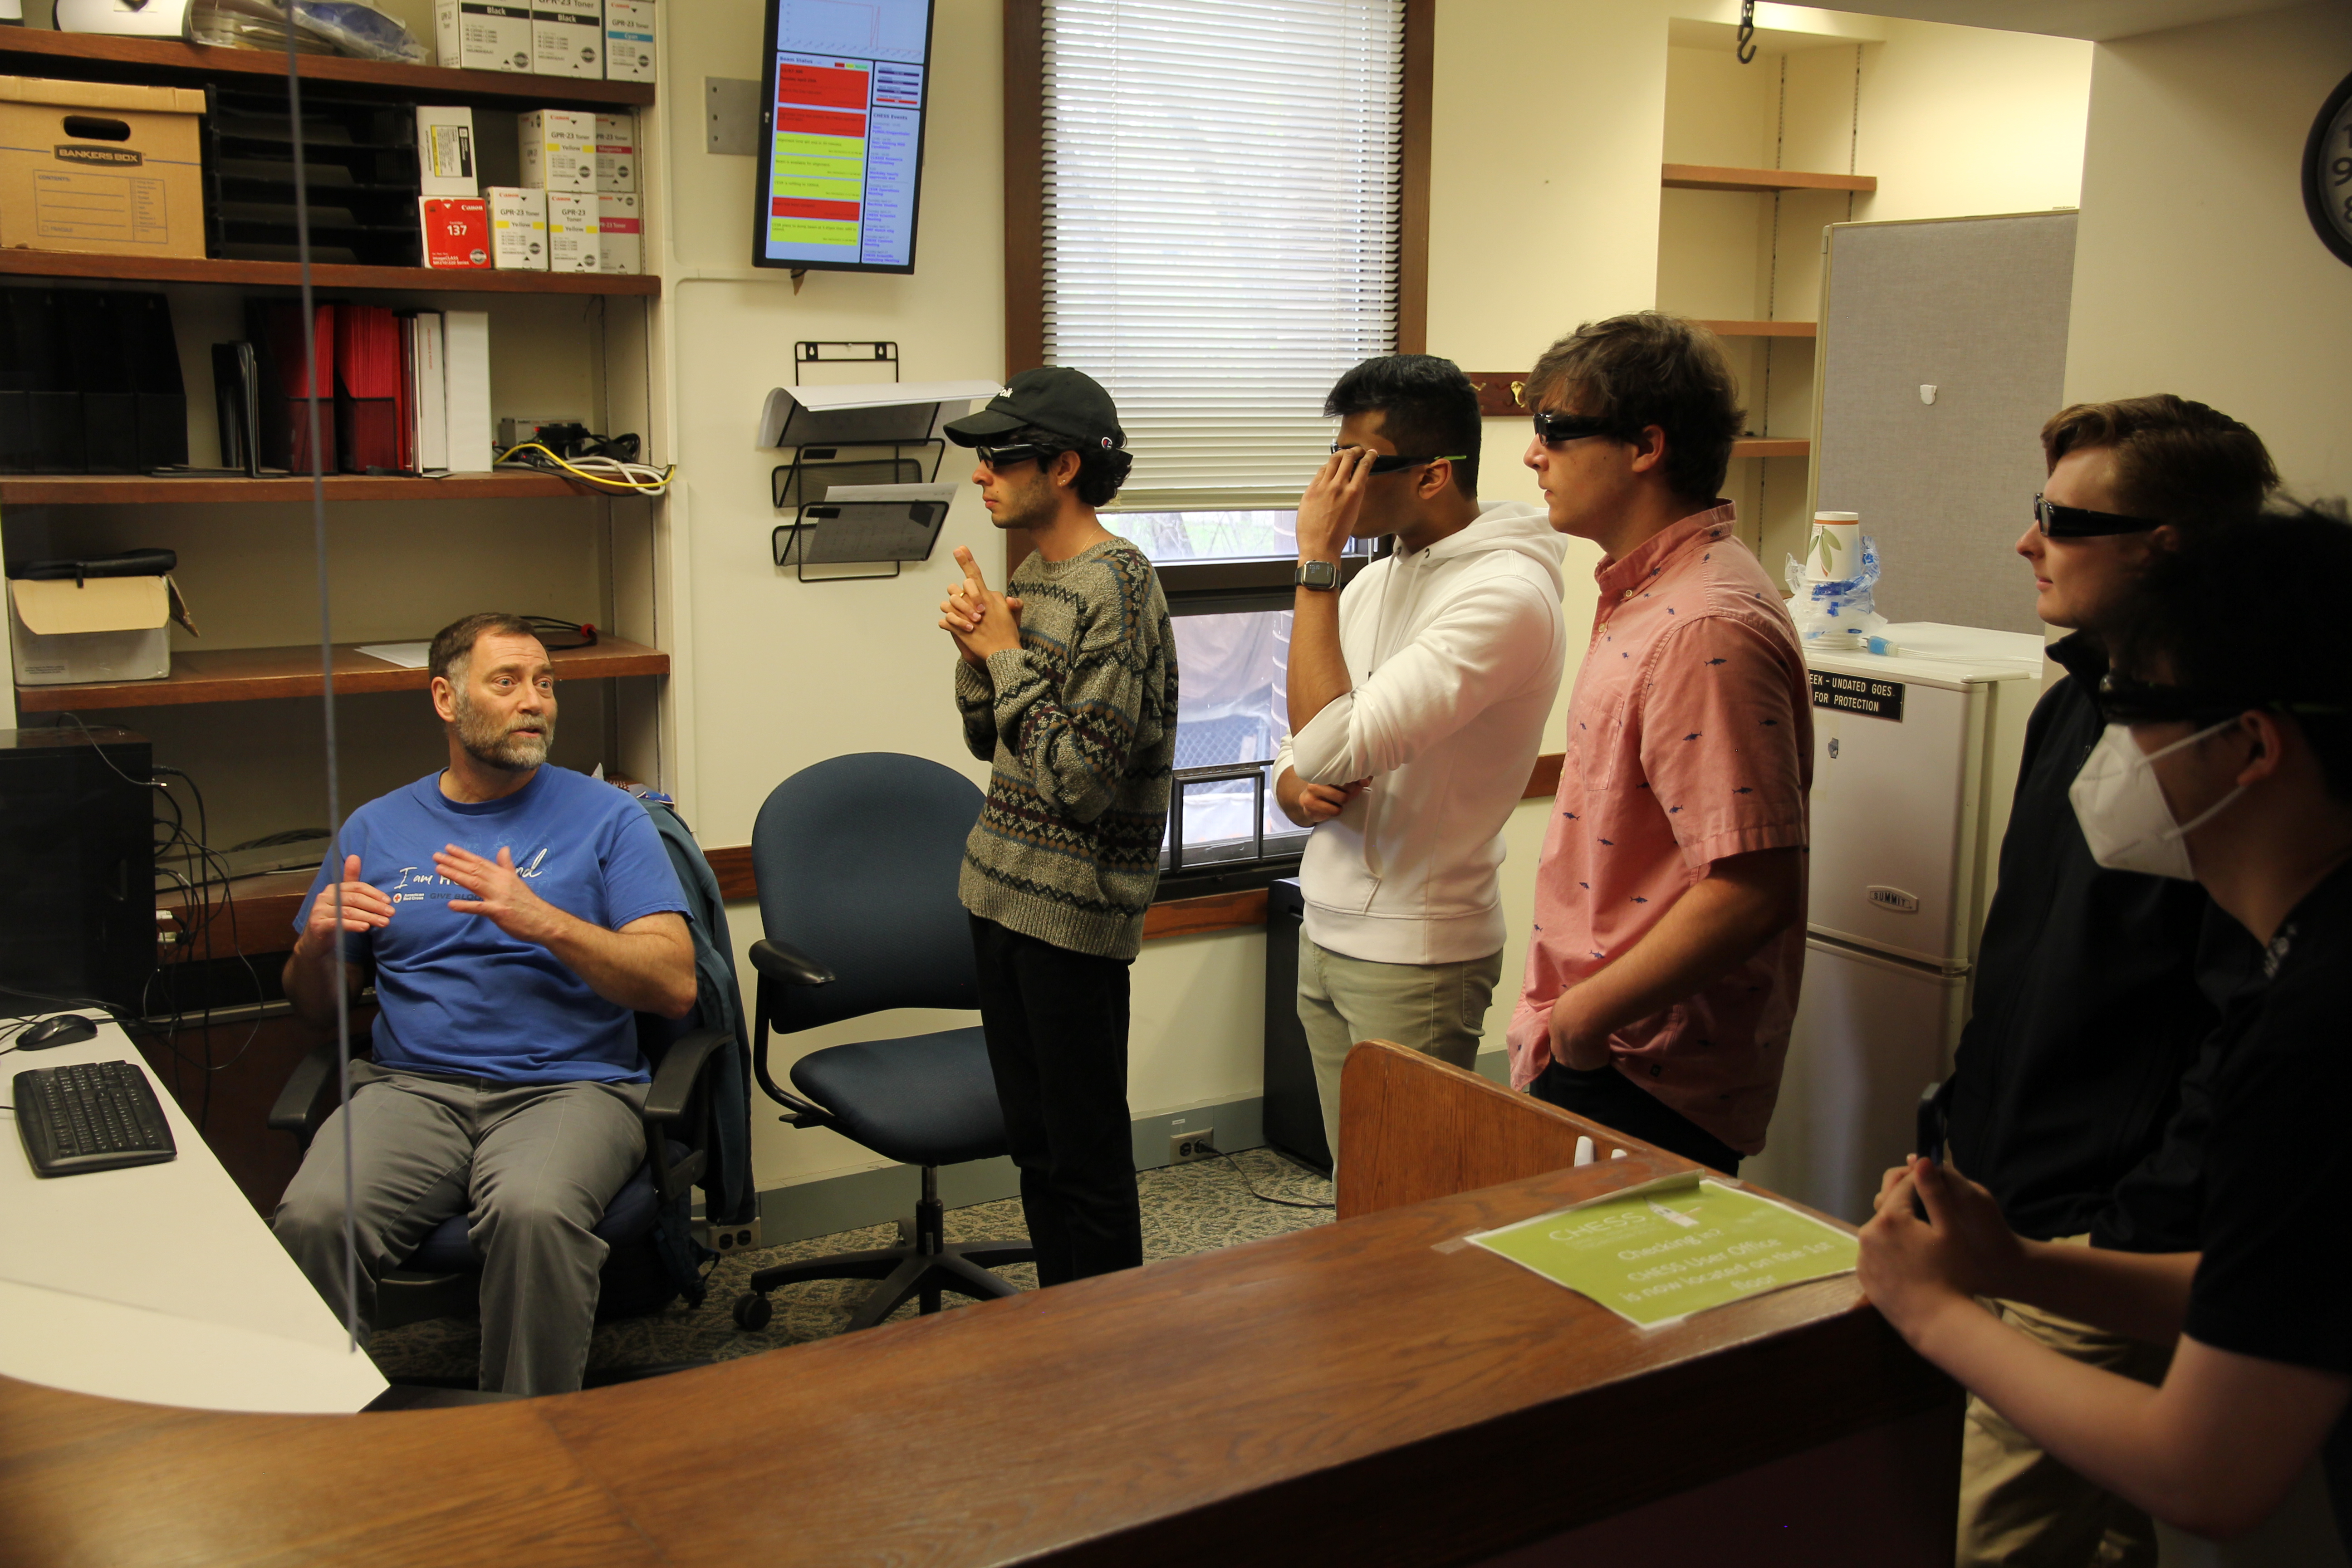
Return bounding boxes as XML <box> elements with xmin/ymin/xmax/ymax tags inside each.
<box><xmin>1274</xmin><ymin>354</ymin><xmax>1570</xmax><ymax>1167</ymax></box>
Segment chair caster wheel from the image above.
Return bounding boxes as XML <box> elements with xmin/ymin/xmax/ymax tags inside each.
<box><xmin>733</xmin><ymin>1293</ymin><xmax>772</xmax><ymax>1331</ymax></box>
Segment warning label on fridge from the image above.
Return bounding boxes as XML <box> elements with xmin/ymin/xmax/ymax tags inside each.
<box><xmin>1811</xmin><ymin>670</ymin><xmax>1905</xmax><ymax>721</ymax></box>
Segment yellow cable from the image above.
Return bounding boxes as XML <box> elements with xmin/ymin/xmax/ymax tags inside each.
<box><xmin>494</xmin><ymin>441</ymin><xmax>676</xmax><ymax>493</ymax></box>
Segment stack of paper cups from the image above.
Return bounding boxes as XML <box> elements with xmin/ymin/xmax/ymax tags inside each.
<box><xmin>1807</xmin><ymin>511</ymin><xmax>1860</xmax><ymax>582</ymax></box>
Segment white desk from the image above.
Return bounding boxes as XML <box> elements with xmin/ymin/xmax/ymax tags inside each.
<box><xmin>0</xmin><ymin>1019</ymin><xmax>387</xmax><ymax>1413</ymax></box>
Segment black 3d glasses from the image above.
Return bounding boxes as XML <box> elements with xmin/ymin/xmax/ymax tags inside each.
<box><xmin>2035</xmin><ymin>493</ymin><xmax>2166</xmax><ymax>539</ymax></box>
<box><xmin>2095</xmin><ymin>675</ymin><xmax>2349</xmax><ymax>728</ymax></box>
<box><xmin>975</xmin><ymin>443</ymin><xmax>1055</xmax><ymax>470</ymax></box>
<box><xmin>1328</xmin><ymin>444</ymin><xmax>1468</xmax><ymax>475</ymax></box>
<box><xmin>1530</xmin><ymin>411</ymin><xmax>1626</xmax><ymax>447</ymax></box>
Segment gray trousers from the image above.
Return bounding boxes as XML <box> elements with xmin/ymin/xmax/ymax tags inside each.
<box><xmin>1297</xmin><ymin>931</ymin><xmax>1502</xmax><ymax>1171</ymax></box>
<box><xmin>272</xmin><ymin>1062</ymin><xmax>647</xmax><ymax>1397</ymax></box>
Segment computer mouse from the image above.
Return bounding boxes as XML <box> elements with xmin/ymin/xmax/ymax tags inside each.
<box><xmin>20</xmin><ymin>1015</ymin><xmax>98</xmax><ymax>1050</ymax></box>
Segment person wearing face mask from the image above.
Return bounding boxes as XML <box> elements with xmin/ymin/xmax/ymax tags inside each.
<box><xmin>1932</xmin><ymin>397</ymin><xmax>2278</xmax><ymax>1568</ymax></box>
<box><xmin>1274</xmin><ymin>354</ymin><xmax>1568</xmax><ymax>1169</ymax></box>
<box><xmin>935</xmin><ymin>367</ymin><xmax>1176</xmax><ymax>1285</ymax></box>
<box><xmin>1860</xmin><ymin>500</ymin><xmax>2352</xmax><ymax>1553</ymax></box>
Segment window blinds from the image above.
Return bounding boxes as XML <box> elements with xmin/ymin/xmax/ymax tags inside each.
<box><xmin>1041</xmin><ymin>0</ymin><xmax>1406</xmax><ymax>511</ymax></box>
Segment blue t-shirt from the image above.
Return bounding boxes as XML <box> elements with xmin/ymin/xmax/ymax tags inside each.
<box><xmin>293</xmin><ymin>766</ymin><xmax>689</xmax><ymax>1084</ymax></box>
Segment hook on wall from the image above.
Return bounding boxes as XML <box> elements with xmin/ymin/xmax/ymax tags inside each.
<box><xmin>1737</xmin><ymin>0</ymin><xmax>1759</xmax><ymax>64</ymax></box>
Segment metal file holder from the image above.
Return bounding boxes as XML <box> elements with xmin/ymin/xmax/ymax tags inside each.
<box><xmin>767</xmin><ymin>340</ymin><xmax>960</xmax><ymax>578</ymax></box>
<box><xmin>771</xmin><ymin>495</ymin><xmax>952</xmax><ymax>583</ymax></box>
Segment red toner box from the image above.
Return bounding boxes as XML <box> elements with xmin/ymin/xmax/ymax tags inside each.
<box><xmin>420</xmin><ymin>196</ymin><xmax>492</xmax><ymax>270</ymax></box>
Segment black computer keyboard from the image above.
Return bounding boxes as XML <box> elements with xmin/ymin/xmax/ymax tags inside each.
<box><xmin>13</xmin><ymin>1058</ymin><xmax>177</xmax><ymax>1177</ymax></box>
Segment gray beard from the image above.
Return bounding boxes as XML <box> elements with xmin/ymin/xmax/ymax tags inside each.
<box><xmin>453</xmin><ymin>694</ymin><xmax>553</xmax><ymax>771</ymax></box>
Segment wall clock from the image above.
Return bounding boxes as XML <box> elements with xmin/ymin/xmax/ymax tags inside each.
<box><xmin>2304</xmin><ymin>68</ymin><xmax>2352</xmax><ymax>267</ymax></box>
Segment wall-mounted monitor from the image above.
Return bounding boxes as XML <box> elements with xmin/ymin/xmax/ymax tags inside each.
<box><xmin>751</xmin><ymin>0</ymin><xmax>937</xmax><ymax>274</ymax></box>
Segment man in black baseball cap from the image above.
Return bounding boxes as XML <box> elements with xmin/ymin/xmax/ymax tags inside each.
<box><xmin>932</xmin><ymin>365</ymin><xmax>1175</xmax><ymax>1288</ymax></box>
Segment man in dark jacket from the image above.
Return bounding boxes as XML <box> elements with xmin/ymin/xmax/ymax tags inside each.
<box><xmin>1943</xmin><ymin>395</ymin><xmax>2275</xmax><ymax>1567</ymax></box>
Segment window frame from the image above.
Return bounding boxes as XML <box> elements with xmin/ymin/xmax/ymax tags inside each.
<box><xmin>1001</xmin><ymin>0</ymin><xmax>1432</xmax><ymax>897</ymax></box>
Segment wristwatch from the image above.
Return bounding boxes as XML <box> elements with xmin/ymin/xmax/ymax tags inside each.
<box><xmin>1294</xmin><ymin>559</ymin><xmax>1339</xmax><ymax>592</ymax></box>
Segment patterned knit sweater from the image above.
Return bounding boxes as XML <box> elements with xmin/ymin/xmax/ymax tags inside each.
<box><xmin>955</xmin><ymin>536</ymin><xmax>1177</xmax><ymax>960</ymax></box>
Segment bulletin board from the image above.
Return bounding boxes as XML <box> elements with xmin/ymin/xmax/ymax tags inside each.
<box><xmin>1811</xmin><ymin>211</ymin><xmax>2079</xmax><ymax>635</ymax></box>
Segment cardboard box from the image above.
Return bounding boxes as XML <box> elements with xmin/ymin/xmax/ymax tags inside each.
<box><xmin>532</xmin><ymin>0</ymin><xmax>603</xmax><ymax>78</ymax></box>
<box><xmin>416</xmin><ymin>106</ymin><xmax>478</xmax><ymax>197</ymax></box>
<box><xmin>0</xmin><ymin>76</ymin><xmax>205</xmax><ymax>260</ymax></box>
<box><xmin>593</xmin><ymin>110</ymin><xmax>635</xmax><ymax>192</ymax></box>
<box><xmin>518</xmin><ymin>107</ymin><xmax>593</xmax><ymax>192</ymax></box>
<box><xmin>488</xmin><ymin>185</ymin><xmax>547</xmax><ymax>269</ymax></box>
<box><xmin>603</xmin><ymin>0</ymin><xmax>654</xmax><ymax>83</ymax></box>
<box><xmin>545</xmin><ymin>190</ymin><xmax>598</xmax><ymax>272</ymax></box>
<box><xmin>420</xmin><ymin>196</ymin><xmax>491</xmax><ymax>269</ymax></box>
<box><xmin>435</xmin><ymin>0</ymin><xmax>531</xmax><ymax>72</ymax></box>
<box><xmin>7</xmin><ymin>570</ymin><xmax>191</xmax><ymax>686</ymax></box>
<box><xmin>596</xmin><ymin>191</ymin><xmax>639</xmax><ymax>273</ymax></box>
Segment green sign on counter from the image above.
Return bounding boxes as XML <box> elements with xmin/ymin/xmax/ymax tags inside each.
<box><xmin>1467</xmin><ymin>1173</ymin><xmax>1859</xmax><ymax>1328</ymax></box>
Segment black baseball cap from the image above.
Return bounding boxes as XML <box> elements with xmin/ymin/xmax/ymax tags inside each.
<box><xmin>944</xmin><ymin>366</ymin><xmax>1126</xmax><ymax>451</ymax></box>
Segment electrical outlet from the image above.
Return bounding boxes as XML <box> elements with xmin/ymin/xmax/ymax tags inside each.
<box><xmin>1169</xmin><ymin>1127</ymin><xmax>1216</xmax><ymax>1165</ymax></box>
<box><xmin>695</xmin><ymin>1217</ymin><xmax>763</xmax><ymax>1254</ymax></box>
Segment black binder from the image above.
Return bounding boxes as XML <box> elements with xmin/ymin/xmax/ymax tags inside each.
<box><xmin>68</xmin><ymin>294</ymin><xmax>140</xmax><ymax>475</ymax></box>
<box><xmin>10</xmin><ymin>290</ymin><xmax>82</xmax><ymax>474</ymax></box>
<box><xmin>117</xmin><ymin>293</ymin><xmax>187</xmax><ymax>472</ymax></box>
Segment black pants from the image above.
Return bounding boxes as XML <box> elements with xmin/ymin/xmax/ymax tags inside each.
<box><xmin>970</xmin><ymin>915</ymin><xmax>1143</xmax><ymax>1286</ymax></box>
<box><xmin>1529</xmin><ymin>1060</ymin><xmax>1744</xmax><ymax>1175</ymax></box>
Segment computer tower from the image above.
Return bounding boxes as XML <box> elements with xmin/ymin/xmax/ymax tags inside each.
<box><xmin>0</xmin><ymin>727</ymin><xmax>154</xmax><ymax>1014</ymax></box>
<box><xmin>1262</xmin><ymin>878</ymin><xmax>1331</xmax><ymax>1173</ymax></box>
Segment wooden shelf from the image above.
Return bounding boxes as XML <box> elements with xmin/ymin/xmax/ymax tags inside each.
<box><xmin>15</xmin><ymin>636</ymin><xmax>666</xmax><ymax>711</ymax></box>
<box><xmin>0</xmin><ymin>247</ymin><xmax>659</xmax><ymax>296</ymax></box>
<box><xmin>0</xmin><ymin>28</ymin><xmax>652</xmax><ymax>108</ymax></box>
<box><xmin>1694</xmin><ymin>319</ymin><xmax>1817</xmax><ymax>338</ymax></box>
<box><xmin>1732</xmin><ymin>438</ymin><xmax>1811</xmax><ymax>459</ymax></box>
<box><xmin>0</xmin><ymin>471</ymin><xmax>630</xmax><ymax>505</ymax></box>
<box><xmin>1663</xmin><ymin>163</ymin><xmax>1877</xmax><ymax>195</ymax></box>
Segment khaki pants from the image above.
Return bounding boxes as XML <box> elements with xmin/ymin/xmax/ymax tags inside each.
<box><xmin>1958</xmin><ymin>1237</ymin><xmax>2173</xmax><ymax>1568</ymax></box>
<box><xmin>1296</xmin><ymin>931</ymin><xmax>1501</xmax><ymax>1171</ymax></box>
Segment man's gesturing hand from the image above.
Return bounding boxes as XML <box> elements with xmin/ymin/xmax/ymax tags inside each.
<box><xmin>1295</xmin><ymin>445</ymin><xmax>1375</xmax><ymax>564</ymax></box>
<box><xmin>295</xmin><ymin>854</ymin><xmax>392</xmax><ymax>955</ymax></box>
<box><xmin>941</xmin><ymin>545</ymin><xmax>1024</xmax><ymax>661</ymax></box>
<box><xmin>436</xmin><ymin>843</ymin><xmax>567</xmax><ymax>946</ymax></box>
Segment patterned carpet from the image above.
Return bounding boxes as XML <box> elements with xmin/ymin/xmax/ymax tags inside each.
<box><xmin>367</xmin><ymin>1147</ymin><xmax>1334</xmax><ymax>1385</ymax></box>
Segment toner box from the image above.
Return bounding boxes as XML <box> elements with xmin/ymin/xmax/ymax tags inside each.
<box><xmin>486</xmin><ymin>186</ymin><xmax>545</xmax><ymax>269</ymax></box>
<box><xmin>603</xmin><ymin>0</ymin><xmax>654</xmax><ymax>83</ymax></box>
<box><xmin>593</xmin><ymin>111</ymin><xmax>635</xmax><ymax>192</ymax></box>
<box><xmin>416</xmin><ymin>106</ymin><xmax>478</xmax><ymax>197</ymax></box>
<box><xmin>419</xmin><ymin>196</ymin><xmax>491</xmax><ymax>269</ymax></box>
<box><xmin>532</xmin><ymin>0</ymin><xmax>603</xmax><ymax>78</ymax></box>
<box><xmin>518</xmin><ymin>108</ymin><xmax>594</xmax><ymax>192</ymax></box>
<box><xmin>596</xmin><ymin>191</ymin><xmax>639</xmax><ymax>273</ymax></box>
<box><xmin>435</xmin><ymin>0</ymin><xmax>531</xmax><ymax>72</ymax></box>
<box><xmin>545</xmin><ymin>190</ymin><xmax>598</xmax><ymax>272</ymax></box>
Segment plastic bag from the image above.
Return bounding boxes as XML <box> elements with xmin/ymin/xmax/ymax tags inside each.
<box><xmin>188</xmin><ymin>0</ymin><xmax>427</xmax><ymax>62</ymax></box>
<box><xmin>1784</xmin><ymin>534</ymin><xmax>1888</xmax><ymax>647</ymax></box>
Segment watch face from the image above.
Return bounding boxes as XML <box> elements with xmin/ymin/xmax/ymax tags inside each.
<box><xmin>2303</xmin><ymin>69</ymin><xmax>2352</xmax><ymax>267</ymax></box>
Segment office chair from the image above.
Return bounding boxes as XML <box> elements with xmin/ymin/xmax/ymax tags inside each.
<box><xmin>732</xmin><ymin>752</ymin><xmax>1034</xmax><ymax>1335</ymax></box>
<box><xmin>267</xmin><ymin>792</ymin><xmax>752</xmax><ymax>1337</ymax></box>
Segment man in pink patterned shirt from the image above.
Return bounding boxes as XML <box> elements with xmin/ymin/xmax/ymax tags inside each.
<box><xmin>1505</xmin><ymin>314</ymin><xmax>1811</xmax><ymax>1172</ymax></box>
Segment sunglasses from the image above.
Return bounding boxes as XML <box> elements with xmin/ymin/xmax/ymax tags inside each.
<box><xmin>1530</xmin><ymin>411</ymin><xmax>1626</xmax><ymax>447</ymax></box>
<box><xmin>2095</xmin><ymin>675</ymin><xmax>2349</xmax><ymax>728</ymax></box>
<box><xmin>1328</xmin><ymin>444</ymin><xmax>1468</xmax><ymax>475</ymax></box>
<box><xmin>975</xmin><ymin>443</ymin><xmax>1056</xmax><ymax>470</ymax></box>
<box><xmin>2034</xmin><ymin>493</ymin><xmax>2166</xmax><ymax>539</ymax></box>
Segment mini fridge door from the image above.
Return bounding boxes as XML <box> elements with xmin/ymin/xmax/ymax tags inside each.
<box><xmin>1744</xmin><ymin>936</ymin><xmax>1968</xmax><ymax>1225</ymax></box>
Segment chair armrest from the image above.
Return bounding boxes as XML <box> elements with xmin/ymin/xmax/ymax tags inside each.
<box><xmin>644</xmin><ymin>1024</ymin><xmax>731</xmax><ymax>1123</ymax></box>
<box><xmin>266</xmin><ymin>1040</ymin><xmax>343</xmax><ymax>1147</ymax></box>
<box><xmin>750</xmin><ymin>938</ymin><xmax>835</xmax><ymax>987</ymax></box>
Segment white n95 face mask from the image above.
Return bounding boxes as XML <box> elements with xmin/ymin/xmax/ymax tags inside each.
<box><xmin>2068</xmin><ymin>720</ymin><xmax>2247</xmax><ymax>881</ymax></box>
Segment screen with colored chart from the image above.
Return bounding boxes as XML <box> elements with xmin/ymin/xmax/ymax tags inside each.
<box><xmin>753</xmin><ymin>0</ymin><xmax>936</xmax><ymax>273</ymax></box>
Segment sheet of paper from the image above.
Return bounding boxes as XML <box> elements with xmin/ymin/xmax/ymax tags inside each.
<box><xmin>812</xmin><ymin>482</ymin><xmax>959</xmax><ymax>506</ymax></box>
<box><xmin>1467</xmin><ymin>1174</ymin><xmax>1859</xmax><ymax>1328</ymax></box>
<box><xmin>354</xmin><ymin>642</ymin><xmax>431</xmax><ymax>669</ymax></box>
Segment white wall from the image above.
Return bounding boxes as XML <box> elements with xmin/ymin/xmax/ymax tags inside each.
<box><xmin>2063</xmin><ymin>0</ymin><xmax>2352</xmax><ymax>500</ymax></box>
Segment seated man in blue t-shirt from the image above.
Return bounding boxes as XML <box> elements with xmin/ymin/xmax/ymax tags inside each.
<box><xmin>272</xmin><ymin>612</ymin><xmax>695</xmax><ymax>1397</ymax></box>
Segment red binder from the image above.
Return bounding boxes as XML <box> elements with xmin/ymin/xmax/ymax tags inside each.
<box><xmin>333</xmin><ymin>304</ymin><xmax>403</xmax><ymax>473</ymax></box>
<box><xmin>247</xmin><ymin>301</ymin><xmax>336</xmax><ymax>476</ymax></box>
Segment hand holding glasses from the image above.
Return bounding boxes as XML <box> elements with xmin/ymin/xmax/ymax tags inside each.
<box><xmin>1326</xmin><ymin>442</ymin><xmax>1467</xmax><ymax>475</ymax></box>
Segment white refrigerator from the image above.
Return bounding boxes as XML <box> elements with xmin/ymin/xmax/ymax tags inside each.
<box><xmin>1742</xmin><ymin>622</ymin><xmax>2048</xmax><ymax>1223</ymax></box>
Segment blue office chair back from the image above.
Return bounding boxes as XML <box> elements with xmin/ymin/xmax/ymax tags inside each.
<box><xmin>752</xmin><ymin>752</ymin><xmax>985</xmax><ymax>1032</ymax></box>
